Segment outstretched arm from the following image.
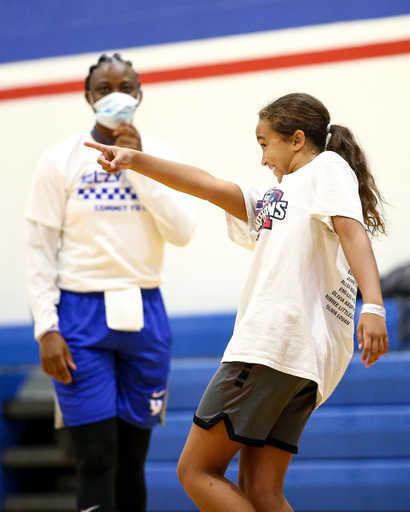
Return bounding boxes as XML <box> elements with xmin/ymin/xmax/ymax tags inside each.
<box><xmin>333</xmin><ymin>216</ymin><xmax>388</xmax><ymax>367</ymax></box>
<box><xmin>85</xmin><ymin>142</ymin><xmax>247</xmax><ymax>222</ymax></box>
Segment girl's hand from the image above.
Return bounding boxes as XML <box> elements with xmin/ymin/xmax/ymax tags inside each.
<box><xmin>84</xmin><ymin>141</ymin><xmax>136</xmax><ymax>173</ymax></box>
<box><xmin>357</xmin><ymin>313</ymin><xmax>389</xmax><ymax>367</ymax></box>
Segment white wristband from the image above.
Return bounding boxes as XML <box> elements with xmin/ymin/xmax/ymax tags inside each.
<box><xmin>360</xmin><ymin>304</ymin><xmax>386</xmax><ymax>319</ymax></box>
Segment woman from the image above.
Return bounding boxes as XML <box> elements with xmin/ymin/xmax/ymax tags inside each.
<box><xmin>25</xmin><ymin>53</ymin><xmax>196</xmax><ymax>512</ymax></box>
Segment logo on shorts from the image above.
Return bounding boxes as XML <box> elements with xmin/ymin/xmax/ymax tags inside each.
<box><xmin>254</xmin><ymin>188</ymin><xmax>288</xmax><ymax>240</ymax></box>
<box><xmin>81</xmin><ymin>506</ymin><xmax>101</xmax><ymax>512</ymax></box>
<box><xmin>150</xmin><ymin>389</ymin><xmax>166</xmax><ymax>416</ymax></box>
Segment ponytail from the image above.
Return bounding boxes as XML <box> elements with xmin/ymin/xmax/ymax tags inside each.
<box><xmin>326</xmin><ymin>125</ymin><xmax>387</xmax><ymax>236</ymax></box>
<box><xmin>259</xmin><ymin>93</ymin><xmax>387</xmax><ymax>237</ymax></box>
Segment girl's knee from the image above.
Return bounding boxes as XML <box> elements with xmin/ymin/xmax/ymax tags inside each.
<box><xmin>243</xmin><ymin>485</ymin><xmax>288</xmax><ymax>511</ymax></box>
<box><xmin>177</xmin><ymin>453</ymin><xmax>219</xmax><ymax>491</ymax></box>
<box><xmin>238</xmin><ymin>474</ymin><xmax>286</xmax><ymax>509</ymax></box>
<box><xmin>177</xmin><ymin>452</ymin><xmax>192</xmax><ymax>487</ymax></box>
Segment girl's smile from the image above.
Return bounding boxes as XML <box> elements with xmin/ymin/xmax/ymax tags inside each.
<box><xmin>256</xmin><ymin>120</ymin><xmax>294</xmax><ymax>182</ymax></box>
<box><xmin>255</xmin><ymin>119</ymin><xmax>319</xmax><ymax>182</ymax></box>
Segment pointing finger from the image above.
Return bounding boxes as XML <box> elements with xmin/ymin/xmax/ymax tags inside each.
<box><xmin>84</xmin><ymin>141</ymin><xmax>107</xmax><ymax>152</ymax></box>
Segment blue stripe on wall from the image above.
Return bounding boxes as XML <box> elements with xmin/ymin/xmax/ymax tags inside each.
<box><xmin>1</xmin><ymin>0</ymin><xmax>409</xmax><ymax>64</ymax></box>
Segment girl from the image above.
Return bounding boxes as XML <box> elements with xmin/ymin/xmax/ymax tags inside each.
<box><xmin>85</xmin><ymin>92</ymin><xmax>388</xmax><ymax>512</ymax></box>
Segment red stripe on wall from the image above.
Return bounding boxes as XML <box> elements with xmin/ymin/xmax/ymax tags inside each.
<box><xmin>1</xmin><ymin>39</ymin><xmax>410</xmax><ymax>101</ymax></box>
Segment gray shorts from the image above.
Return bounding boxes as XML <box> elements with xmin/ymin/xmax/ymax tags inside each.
<box><xmin>193</xmin><ymin>362</ymin><xmax>317</xmax><ymax>454</ymax></box>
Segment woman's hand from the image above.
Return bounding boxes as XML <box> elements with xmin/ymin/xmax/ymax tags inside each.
<box><xmin>39</xmin><ymin>331</ymin><xmax>77</xmax><ymax>384</ymax></box>
<box><xmin>113</xmin><ymin>123</ymin><xmax>142</xmax><ymax>151</ymax></box>
<box><xmin>84</xmin><ymin>141</ymin><xmax>137</xmax><ymax>173</ymax></box>
<box><xmin>357</xmin><ymin>313</ymin><xmax>389</xmax><ymax>367</ymax></box>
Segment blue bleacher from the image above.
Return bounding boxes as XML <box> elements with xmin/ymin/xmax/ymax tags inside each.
<box><xmin>1</xmin><ymin>298</ymin><xmax>409</xmax><ymax>511</ymax></box>
<box><xmin>146</xmin><ymin>460</ymin><xmax>410</xmax><ymax>512</ymax></box>
<box><xmin>150</xmin><ymin>356</ymin><xmax>410</xmax><ymax>460</ymax></box>
<box><xmin>143</xmin><ymin>299</ymin><xmax>410</xmax><ymax>511</ymax></box>
<box><xmin>146</xmin><ymin>352</ymin><xmax>410</xmax><ymax>511</ymax></box>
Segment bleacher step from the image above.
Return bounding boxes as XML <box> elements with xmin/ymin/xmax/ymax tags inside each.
<box><xmin>4</xmin><ymin>352</ymin><xmax>410</xmax><ymax>419</ymax></box>
<box><xmin>148</xmin><ymin>404</ymin><xmax>410</xmax><ymax>461</ymax></box>
<box><xmin>3</xmin><ymin>492</ymin><xmax>76</xmax><ymax>512</ymax></box>
<box><xmin>166</xmin><ymin>352</ymin><xmax>410</xmax><ymax>409</ymax></box>
<box><xmin>5</xmin><ymin>459</ymin><xmax>410</xmax><ymax>511</ymax></box>
<box><xmin>146</xmin><ymin>459</ymin><xmax>410</xmax><ymax>511</ymax></box>
<box><xmin>3</xmin><ymin>445</ymin><xmax>74</xmax><ymax>469</ymax></box>
<box><xmin>2</xmin><ymin>399</ymin><xmax>54</xmax><ymax>420</ymax></box>
<box><xmin>5</xmin><ymin>402</ymin><xmax>409</xmax><ymax>471</ymax></box>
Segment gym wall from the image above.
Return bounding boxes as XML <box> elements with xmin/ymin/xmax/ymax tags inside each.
<box><xmin>1</xmin><ymin>1</ymin><xmax>409</xmax><ymax>325</ymax></box>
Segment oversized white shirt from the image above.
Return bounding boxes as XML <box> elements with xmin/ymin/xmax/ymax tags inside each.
<box><xmin>223</xmin><ymin>151</ymin><xmax>364</xmax><ymax>408</ymax></box>
<box><xmin>25</xmin><ymin>131</ymin><xmax>196</xmax><ymax>339</ymax></box>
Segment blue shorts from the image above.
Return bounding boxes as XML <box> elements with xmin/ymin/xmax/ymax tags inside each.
<box><xmin>54</xmin><ymin>288</ymin><xmax>172</xmax><ymax>429</ymax></box>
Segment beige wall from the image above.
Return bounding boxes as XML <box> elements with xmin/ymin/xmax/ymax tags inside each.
<box><xmin>2</xmin><ymin>15</ymin><xmax>410</xmax><ymax>324</ymax></box>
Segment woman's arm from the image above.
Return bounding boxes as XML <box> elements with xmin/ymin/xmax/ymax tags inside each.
<box><xmin>84</xmin><ymin>142</ymin><xmax>247</xmax><ymax>222</ymax></box>
<box><xmin>27</xmin><ymin>220</ymin><xmax>76</xmax><ymax>384</ymax></box>
<box><xmin>333</xmin><ymin>216</ymin><xmax>389</xmax><ymax>367</ymax></box>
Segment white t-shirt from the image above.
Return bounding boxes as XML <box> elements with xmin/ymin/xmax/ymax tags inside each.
<box><xmin>25</xmin><ymin>131</ymin><xmax>196</xmax><ymax>338</ymax></box>
<box><xmin>223</xmin><ymin>151</ymin><xmax>364</xmax><ymax>408</ymax></box>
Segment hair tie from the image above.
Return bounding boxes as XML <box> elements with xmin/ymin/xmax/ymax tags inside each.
<box><xmin>325</xmin><ymin>122</ymin><xmax>332</xmax><ymax>150</ymax></box>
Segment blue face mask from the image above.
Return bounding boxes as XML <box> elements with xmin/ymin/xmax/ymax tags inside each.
<box><xmin>92</xmin><ymin>91</ymin><xmax>141</xmax><ymax>130</ymax></box>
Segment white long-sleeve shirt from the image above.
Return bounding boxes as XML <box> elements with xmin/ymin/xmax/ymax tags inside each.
<box><xmin>25</xmin><ymin>131</ymin><xmax>196</xmax><ymax>339</ymax></box>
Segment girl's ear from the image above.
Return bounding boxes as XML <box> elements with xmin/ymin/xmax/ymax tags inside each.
<box><xmin>292</xmin><ymin>130</ymin><xmax>306</xmax><ymax>151</ymax></box>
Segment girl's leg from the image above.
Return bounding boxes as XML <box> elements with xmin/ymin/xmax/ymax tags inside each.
<box><xmin>115</xmin><ymin>418</ymin><xmax>152</xmax><ymax>512</ymax></box>
<box><xmin>238</xmin><ymin>444</ymin><xmax>294</xmax><ymax>512</ymax></box>
<box><xmin>177</xmin><ymin>422</ymin><xmax>256</xmax><ymax>512</ymax></box>
<box><xmin>68</xmin><ymin>417</ymin><xmax>118</xmax><ymax>512</ymax></box>
<box><xmin>179</xmin><ymin>363</ymin><xmax>314</xmax><ymax>512</ymax></box>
